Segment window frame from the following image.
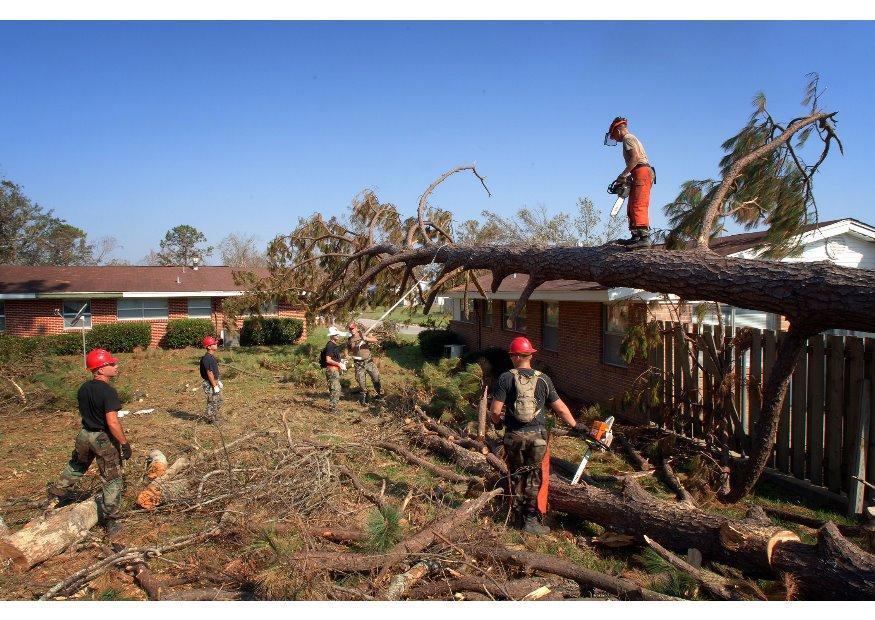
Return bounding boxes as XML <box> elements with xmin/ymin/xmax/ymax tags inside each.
<box><xmin>542</xmin><ymin>302</ymin><xmax>559</xmax><ymax>351</ymax></box>
<box><xmin>502</xmin><ymin>300</ymin><xmax>527</xmax><ymax>333</ymax></box>
<box><xmin>0</xmin><ymin>300</ymin><xmax>5</xmax><ymax>332</ymax></box>
<box><xmin>62</xmin><ymin>299</ymin><xmax>92</xmax><ymax>329</ymax></box>
<box><xmin>602</xmin><ymin>303</ymin><xmax>629</xmax><ymax>368</ymax></box>
<box><xmin>187</xmin><ymin>297</ymin><xmax>213</xmax><ymax>318</ymax></box>
<box><xmin>481</xmin><ymin>299</ymin><xmax>493</xmax><ymax>327</ymax></box>
<box><xmin>117</xmin><ymin>298</ymin><xmax>169</xmax><ymax>321</ymax></box>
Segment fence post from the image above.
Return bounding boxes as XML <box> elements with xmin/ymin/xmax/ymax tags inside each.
<box><xmin>808</xmin><ymin>334</ymin><xmax>826</xmax><ymax>487</ymax></box>
<box><xmin>848</xmin><ymin>378</ymin><xmax>871</xmax><ymax>517</ymax></box>
<box><xmin>791</xmin><ymin>341</ymin><xmax>809</xmax><ymax>479</ymax></box>
<box><xmin>748</xmin><ymin>328</ymin><xmax>762</xmax><ymax>453</ymax></box>
<box><xmin>825</xmin><ymin>335</ymin><xmax>845</xmax><ymax>494</ymax></box>
<box><xmin>844</xmin><ymin>338</ymin><xmax>865</xmax><ymax>494</ymax></box>
<box><xmin>867</xmin><ymin>339</ymin><xmax>875</xmax><ymax>505</ymax></box>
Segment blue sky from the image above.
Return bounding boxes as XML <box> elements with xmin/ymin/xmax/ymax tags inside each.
<box><xmin>1</xmin><ymin>21</ymin><xmax>873</xmax><ymax>262</ymax></box>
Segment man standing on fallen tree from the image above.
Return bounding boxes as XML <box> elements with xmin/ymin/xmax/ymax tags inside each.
<box><xmin>46</xmin><ymin>348</ymin><xmax>131</xmax><ymax>539</ymax></box>
<box><xmin>200</xmin><ymin>335</ymin><xmax>223</xmax><ymax>424</ymax></box>
<box><xmin>319</xmin><ymin>326</ymin><xmax>348</xmax><ymax>414</ymax></box>
<box><xmin>348</xmin><ymin>321</ymin><xmax>383</xmax><ymax>405</ymax></box>
<box><xmin>490</xmin><ymin>337</ymin><xmax>585</xmax><ymax>535</ymax></box>
<box><xmin>605</xmin><ymin>116</ymin><xmax>655</xmax><ymax>249</ymax></box>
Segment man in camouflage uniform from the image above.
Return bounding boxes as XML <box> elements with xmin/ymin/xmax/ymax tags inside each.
<box><xmin>348</xmin><ymin>321</ymin><xmax>382</xmax><ymax>405</ymax></box>
<box><xmin>200</xmin><ymin>335</ymin><xmax>223</xmax><ymax>423</ymax></box>
<box><xmin>319</xmin><ymin>326</ymin><xmax>348</xmax><ymax>414</ymax></box>
<box><xmin>46</xmin><ymin>348</ymin><xmax>132</xmax><ymax>539</ymax></box>
<box><xmin>490</xmin><ymin>336</ymin><xmax>585</xmax><ymax>535</ymax></box>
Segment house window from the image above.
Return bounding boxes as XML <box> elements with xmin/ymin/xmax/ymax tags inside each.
<box><xmin>452</xmin><ymin>298</ymin><xmax>474</xmax><ymax>323</ymax></box>
<box><xmin>188</xmin><ymin>297</ymin><xmax>213</xmax><ymax>318</ymax></box>
<box><xmin>543</xmin><ymin>302</ymin><xmax>559</xmax><ymax>351</ymax></box>
<box><xmin>698</xmin><ymin>303</ymin><xmax>778</xmax><ymax>332</ymax></box>
<box><xmin>0</xmin><ymin>301</ymin><xmax>5</xmax><ymax>332</ymax></box>
<box><xmin>603</xmin><ymin>303</ymin><xmax>629</xmax><ymax>367</ymax></box>
<box><xmin>503</xmin><ymin>300</ymin><xmax>526</xmax><ymax>332</ymax></box>
<box><xmin>63</xmin><ymin>300</ymin><xmax>92</xmax><ymax>329</ymax></box>
<box><xmin>481</xmin><ymin>300</ymin><xmax>493</xmax><ymax>327</ymax></box>
<box><xmin>118</xmin><ymin>298</ymin><xmax>169</xmax><ymax>320</ymax></box>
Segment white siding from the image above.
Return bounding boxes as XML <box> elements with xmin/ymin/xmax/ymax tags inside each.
<box><xmin>785</xmin><ymin>233</ymin><xmax>875</xmax><ymax>269</ymax></box>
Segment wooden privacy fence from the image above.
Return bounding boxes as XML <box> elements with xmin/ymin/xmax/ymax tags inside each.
<box><xmin>645</xmin><ymin>321</ymin><xmax>875</xmax><ymax>515</ymax></box>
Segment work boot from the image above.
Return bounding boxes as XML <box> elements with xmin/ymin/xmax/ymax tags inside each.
<box><xmin>359</xmin><ymin>391</ymin><xmax>368</xmax><ymax>405</ymax></box>
<box><xmin>626</xmin><ymin>227</ymin><xmax>651</xmax><ymax>249</ymax></box>
<box><xmin>523</xmin><ymin>515</ymin><xmax>551</xmax><ymax>536</ymax></box>
<box><xmin>103</xmin><ymin>518</ymin><xmax>122</xmax><ymax>540</ymax></box>
<box><xmin>615</xmin><ymin>231</ymin><xmax>637</xmax><ymax>246</ymax></box>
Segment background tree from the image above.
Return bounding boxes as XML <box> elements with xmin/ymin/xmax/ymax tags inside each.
<box><xmin>152</xmin><ymin>225</ymin><xmax>213</xmax><ymax>267</ymax></box>
<box><xmin>248</xmin><ymin>76</ymin><xmax>867</xmax><ymax>502</ymax></box>
<box><xmin>218</xmin><ymin>233</ymin><xmax>268</xmax><ymax>269</ymax></box>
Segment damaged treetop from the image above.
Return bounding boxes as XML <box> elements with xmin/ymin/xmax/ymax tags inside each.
<box><xmin>241</xmin><ymin>75</ymin><xmax>869</xmax><ymax>502</ymax></box>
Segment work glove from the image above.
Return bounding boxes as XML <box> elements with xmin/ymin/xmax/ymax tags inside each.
<box><xmin>339</xmin><ymin>362</ymin><xmax>348</xmax><ymax>373</ymax></box>
<box><xmin>212</xmin><ymin>385</ymin><xmax>222</xmax><ymax>395</ymax></box>
<box><xmin>217</xmin><ymin>381</ymin><xmax>224</xmax><ymax>389</ymax></box>
<box><xmin>120</xmin><ymin>443</ymin><xmax>132</xmax><ymax>460</ymax></box>
<box><xmin>569</xmin><ymin>423</ymin><xmax>588</xmax><ymax>438</ymax></box>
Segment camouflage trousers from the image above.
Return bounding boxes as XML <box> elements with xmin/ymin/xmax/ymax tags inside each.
<box><xmin>48</xmin><ymin>429</ymin><xmax>124</xmax><ymax>520</ymax></box>
<box><xmin>503</xmin><ymin>429</ymin><xmax>548</xmax><ymax>520</ymax></box>
<box><xmin>354</xmin><ymin>357</ymin><xmax>381</xmax><ymax>394</ymax></box>
<box><xmin>325</xmin><ymin>368</ymin><xmax>341</xmax><ymax>413</ymax></box>
<box><xmin>202</xmin><ymin>380</ymin><xmax>223</xmax><ymax>422</ymax></box>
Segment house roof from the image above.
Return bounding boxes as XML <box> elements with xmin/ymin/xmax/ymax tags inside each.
<box><xmin>0</xmin><ymin>265</ymin><xmax>267</xmax><ymax>298</ymax></box>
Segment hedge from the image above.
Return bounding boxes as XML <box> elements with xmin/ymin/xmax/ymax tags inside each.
<box><xmin>240</xmin><ymin>317</ymin><xmax>304</xmax><ymax>346</ymax></box>
<box><xmin>0</xmin><ymin>322</ymin><xmax>151</xmax><ymax>360</ymax></box>
<box><xmin>164</xmin><ymin>319</ymin><xmax>215</xmax><ymax>349</ymax></box>
<box><xmin>417</xmin><ymin>329</ymin><xmax>464</xmax><ymax>359</ymax></box>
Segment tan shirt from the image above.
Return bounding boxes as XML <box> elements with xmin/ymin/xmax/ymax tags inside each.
<box><xmin>350</xmin><ymin>336</ymin><xmax>372</xmax><ymax>360</ymax></box>
<box><xmin>622</xmin><ymin>133</ymin><xmax>649</xmax><ymax>167</ymax></box>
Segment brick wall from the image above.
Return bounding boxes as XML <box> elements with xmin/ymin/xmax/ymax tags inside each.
<box><xmin>2</xmin><ymin>296</ymin><xmax>308</xmax><ymax>347</ymax></box>
<box><xmin>450</xmin><ymin>299</ymin><xmax>648</xmax><ymax>416</ymax></box>
<box><xmin>209</xmin><ymin>298</ymin><xmax>308</xmax><ymax>343</ymax></box>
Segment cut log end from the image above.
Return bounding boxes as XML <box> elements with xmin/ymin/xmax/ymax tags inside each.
<box><xmin>719</xmin><ymin>522</ymin><xmax>800</xmax><ymax>567</ymax></box>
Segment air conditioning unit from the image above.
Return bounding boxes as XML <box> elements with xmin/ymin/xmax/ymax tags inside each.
<box><xmin>445</xmin><ymin>344</ymin><xmax>466</xmax><ymax>358</ymax></box>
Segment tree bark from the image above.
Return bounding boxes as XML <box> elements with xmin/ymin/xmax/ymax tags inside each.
<box><xmin>0</xmin><ymin>498</ymin><xmax>98</xmax><ymax>571</ymax></box>
<box><xmin>137</xmin><ymin>456</ymin><xmax>191</xmax><ymax>510</ymax></box>
<box><xmin>723</xmin><ymin>326</ymin><xmax>808</xmax><ymax>502</ymax></box>
<box><xmin>549</xmin><ymin>477</ymin><xmax>875</xmax><ymax>599</ymax></box>
<box><xmin>661</xmin><ymin>459</ymin><xmax>695</xmax><ymax>507</ymax></box>
<box><xmin>374</xmin><ymin>440</ymin><xmax>473</xmax><ymax>484</ymax></box>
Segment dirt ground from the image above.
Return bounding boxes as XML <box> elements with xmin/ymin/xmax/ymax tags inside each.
<box><xmin>0</xmin><ymin>341</ymin><xmax>864</xmax><ymax>601</ymax></box>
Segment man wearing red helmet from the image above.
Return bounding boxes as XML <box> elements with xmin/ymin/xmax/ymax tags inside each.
<box><xmin>490</xmin><ymin>336</ymin><xmax>585</xmax><ymax>535</ymax></box>
<box><xmin>200</xmin><ymin>335</ymin><xmax>223</xmax><ymax>423</ymax></box>
<box><xmin>348</xmin><ymin>321</ymin><xmax>382</xmax><ymax>405</ymax></box>
<box><xmin>46</xmin><ymin>348</ymin><xmax>131</xmax><ymax>538</ymax></box>
<box><xmin>605</xmin><ymin>116</ymin><xmax>655</xmax><ymax>249</ymax></box>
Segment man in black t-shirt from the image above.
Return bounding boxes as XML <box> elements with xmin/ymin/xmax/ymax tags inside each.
<box><xmin>491</xmin><ymin>337</ymin><xmax>584</xmax><ymax>535</ymax></box>
<box><xmin>319</xmin><ymin>326</ymin><xmax>348</xmax><ymax>414</ymax></box>
<box><xmin>200</xmin><ymin>335</ymin><xmax>223</xmax><ymax>423</ymax></box>
<box><xmin>46</xmin><ymin>348</ymin><xmax>131</xmax><ymax>538</ymax></box>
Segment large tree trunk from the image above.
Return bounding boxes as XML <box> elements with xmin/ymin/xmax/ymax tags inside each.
<box><xmin>723</xmin><ymin>326</ymin><xmax>808</xmax><ymax>502</ymax></box>
<box><xmin>0</xmin><ymin>499</ymin><xmax>98</xmax><ymax>571</ymax></box>
<box><xmin>549</xmin><ymin>477</ymin><xmax>875</xmax><ymax>599</ymax></box>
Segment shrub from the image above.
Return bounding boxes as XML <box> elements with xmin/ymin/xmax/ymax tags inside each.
<box><xmin>460</xmin><ymin>346</ymin><xmax>512</xmax><ymax>379</ymax></box>
<box><xmin>417</xmin><ymin>329</ymin><xmax>463</xmax><ymax>359</ymax></box>
<box><xmin>240</xmin><ymin>317</ymin><xmax>304</xmax><ymax>346</ymax></box>
<box><xmin>87</xmin><ymin>322</ymin><xmax>152</xmax><ymax>352</ymax></box>
<box><xmin>419</xmin><ymin>357</ymin><xmax>483</xmax><ymax>420</ymax></box>
<box><xmin>164</xmin><ymin>319</ymin><xmax>215</xmax><ymax>349</ymax></box>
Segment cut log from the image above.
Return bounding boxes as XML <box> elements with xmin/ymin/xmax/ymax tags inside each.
<box><xmin>549</xmin><ymin>477</ymin><xmax>875</xmax><ymax>599</ymax></box>
<box><xmin>615</xmin><ymin>434</ymin><xmax>652</xmax><ymax>471</ymax></box>
<box><xmin>374</xmin><ymin>440</ymin><xmax>473</xmax><ymax>484</ymax></box>
<box><xmin>288</xmin><ymin>488</ymin><xmax>501</xmax><ymax>576</ymax></box>
<box><xmin>145</xmin><ymin>449</ymin><xmax>168</xmax><ymax>480</ymax></box>
<box><xmin>385</xmin><ymin>560</ymin><xmax>440</xmax><ymax>600</ymax></box>
<box><xmin>0</xmin><ymin>498</ymin><xmax>98</xmax><ymax>572</ymax></box>
<box><xmin>477</xmin><ymin>385</ymin><xmax>488</xmax><ymax>440</ymax></box>
<box><xmin>471</xmin><ymin>545</ymin><xmax>676</xmax><ymax>601</ymax></box>
<box><xmin>661</xmin><ymin>459</ymin><xmax>695</xmax><ymax>507</ymax></box>
<box><xmin>137</xmin><ymin>456</ymin><xmax>190</xmax><ymax>509</ymax></box>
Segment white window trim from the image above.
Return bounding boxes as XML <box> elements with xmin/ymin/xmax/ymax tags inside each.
<box><xmin>117</xmin><ymin>298</ymin><xmax>169</xmax><ymax>321</ymax></box>
<box><xmin>62</xmin><ymin>300</ymin><xmax>92</xmax><ymax>331</ymax></box>
<box><xmin>602</xmin><ymin>303</ymin><xmax>629</xmax><ymax>368</ymax></box>
<box><xmin>187</xmin><ymin>297</ymin><xmax>213</xmax><ymax>318</ymax></box>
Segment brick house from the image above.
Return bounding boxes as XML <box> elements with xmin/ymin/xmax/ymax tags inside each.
<box><xmin>446</xmin><ymin>218</ymin><xmax>875</xmax><ymax>409</ymax></box>
<box><xmin>0</xmin><ymin>265</ymin><xmax>307</xmax><ymax>347</ymax></box>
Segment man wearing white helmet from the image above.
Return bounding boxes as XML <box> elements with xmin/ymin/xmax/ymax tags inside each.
<box><xmin>319</xmin><ymin>326</ymin><xmax>349</xmax><ymax>414</ymax></box>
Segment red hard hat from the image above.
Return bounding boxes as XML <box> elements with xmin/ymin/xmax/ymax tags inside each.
<box><xmin>202</xmin><ymin>335</ymin><xmax>218</xmax><ymax>347</ymax></box>
<box><xmin>86</xmin><ymin>348</ymin><xmax>118</xmax><ymax>371</ymax></box>
<box><xmin>508</xmin><ymin>336</ymin><xmax>537</xmax><ymax>355</ymax></box>
<box><xmin>348</xmin><ymin>321</ymin><xmax>358</xmax><ymax>330</ymax></box>
<box><xmin>609</xmin><ymin>116</ymin><xmax>628</xmax><ymax>133</ymax></box>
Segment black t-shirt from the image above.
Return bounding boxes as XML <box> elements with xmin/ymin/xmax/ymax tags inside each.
<box><xmin>199</xmin><ymin>353</ymin><xmax>220</xmax><ymax>382</ymax></box>
<box><xmin>77</xmin><ymin>380</ymin><xmax>123</xmax><ymax>433</ymax></box>
<box><xmin>493</xmin><ymin>369</ymin><xmax>559</xmax><ymax>433</ymax></box>
<box><xmin>320</xmin><ymin>341</ymin><xmax>343</xmax><ymax>368</ymax></box>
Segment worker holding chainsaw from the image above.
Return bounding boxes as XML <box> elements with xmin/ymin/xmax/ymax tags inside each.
<box><xmin>200</xmin><ymin>335</ymin><xmax>223</xmax><ymax>424</ymax></box>
<box><xmin>348</xmin><ymin>321</ymin><xmax>383</xmax><ymax>405</ymax></box>
<box><xmin>490</xmin><ymin>336</ymin><xmax>586</xmax><ymax>535</ymax></box>
<box><xmin>45</xmin><ymin>348</ymin><xmax>131</xmax><ymax>539</ymax></box>
<box><xmin>319</xmin><ymin>326</ymin><xmax>349</xmax><ymax>414</ymax></box>
<box><xmin>605</xmin><ymin>116</ymin><xmax>655</xmax><ymax>249</ymax></box>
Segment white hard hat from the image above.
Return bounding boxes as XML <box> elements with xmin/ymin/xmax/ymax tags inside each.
<box><xmin>327</xmin><ymin>326</ymin><xmax>349</xmax><ymax>338</ymax></box>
